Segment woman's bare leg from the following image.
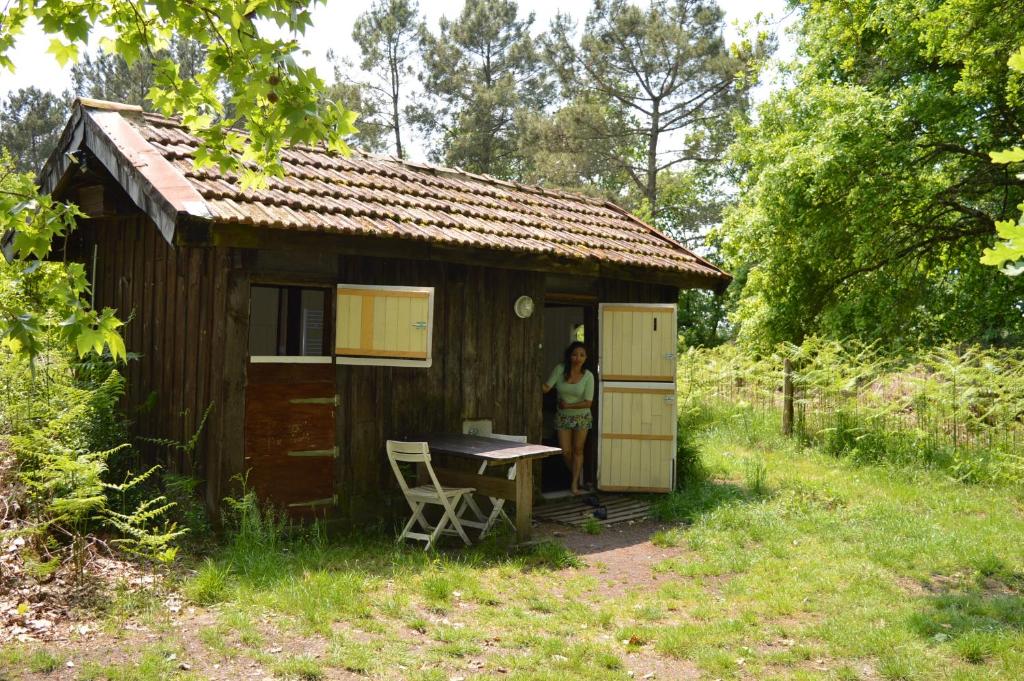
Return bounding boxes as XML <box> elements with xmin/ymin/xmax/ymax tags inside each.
<box><xmin>571</xmin><ymin>428</ymin><xmax>588</xmax><ymax>494</ymax></box>
<box><xmin>557</xmin><ymin>428</ymin><xmax>572</xmax><ymax>472</ymax></box>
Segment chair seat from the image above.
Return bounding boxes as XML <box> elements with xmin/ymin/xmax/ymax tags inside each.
<box><xmin>406</xmin><ymin>484</ymin><xmax>475</xmax><ymax>499</ymax></box>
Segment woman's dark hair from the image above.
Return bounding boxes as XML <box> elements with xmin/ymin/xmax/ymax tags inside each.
<box><xmin>562</xmin><ymin>341</ymin><xmax>590</xmax><ymax>379</ymax></box>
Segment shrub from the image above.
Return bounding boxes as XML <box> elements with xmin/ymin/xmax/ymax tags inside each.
<box><xmin>1</xmin><ymin>350</ymin><xmax>183</xmax><ymax>574</ymax></box>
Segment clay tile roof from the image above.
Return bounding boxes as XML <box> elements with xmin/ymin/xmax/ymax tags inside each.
<box><xmin>69</xmin><ymin>101</ymin><xmax>729</xmax><ymax>288</ymax></box>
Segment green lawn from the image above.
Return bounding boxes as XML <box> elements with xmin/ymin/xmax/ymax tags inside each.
<box><xmin>4</xmin><ymin>412</ymin><xmax>1024</xmax><ymax>680</ymax></box>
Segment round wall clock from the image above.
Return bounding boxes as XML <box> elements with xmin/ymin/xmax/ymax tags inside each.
<box><xmin>514</xmin><ymin>295</ymin><xmax>535</xmax><ymax>319</ymax></box>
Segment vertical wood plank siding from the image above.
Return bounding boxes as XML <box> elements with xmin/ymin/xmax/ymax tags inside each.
<box><xmin>328</xmin><ymin>257</ymin><xmax>546</xmax><ymax>521</ymax></box>
<box><xmin>75</xmin><ymin>215</ymin><xmax>678</xmax><ymax>520</ymax></box>
<box><xmin>73</xmin><ymin>215</ymin><xmax>238</xmax><ymax>511</ymax></box>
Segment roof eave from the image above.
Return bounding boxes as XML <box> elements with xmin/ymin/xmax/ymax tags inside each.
<box><xmin>37</xmin><ymin>99</ymin><xmax>212</xmax><ymax>245</ymax></box>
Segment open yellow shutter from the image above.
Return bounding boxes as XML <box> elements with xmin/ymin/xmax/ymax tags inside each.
<box><xmin>335</xmin><ymin>285</ymin><xmax>433</xmax><ymax>362</ymax></box>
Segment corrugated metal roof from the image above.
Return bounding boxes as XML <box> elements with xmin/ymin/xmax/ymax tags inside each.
<box><xmin>95</xmin><ymin>106</ymin><xmax>729</xmax><ymax>285</ymax></box>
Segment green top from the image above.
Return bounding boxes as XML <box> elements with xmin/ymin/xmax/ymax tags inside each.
<box><xmin>546</xmin><ymin>364</ymin><xmax>595</xmax><ymax>417</ymax></box>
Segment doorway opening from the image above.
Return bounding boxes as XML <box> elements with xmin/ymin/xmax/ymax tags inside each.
<box><xmin>540</xmin><ymin>297</ymin><xmax>598</xmax><ymax>497</ymax></box>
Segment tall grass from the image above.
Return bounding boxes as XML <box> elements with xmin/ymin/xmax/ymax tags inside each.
<box><xmin>678</xmin><ymin>339</ymin><xmax>1024</xmax><ymax>486</ymax></box>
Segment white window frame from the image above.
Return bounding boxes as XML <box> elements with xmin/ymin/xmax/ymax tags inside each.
<box><xmin>334</xmin><ymin>283</ymin><xmax>435</xmax><ymax>368</ymax></box>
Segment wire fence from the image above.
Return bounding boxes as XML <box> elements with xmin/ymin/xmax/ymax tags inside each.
<box><xmin>678</xmin><ymin>339</ymin><xmax>1024</xmax><ymax>485</ymax></box>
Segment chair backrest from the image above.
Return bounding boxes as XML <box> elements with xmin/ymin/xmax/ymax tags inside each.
<box><xmin>386</xmin><ymin>440</ymin><xmax>431</xmax><ymax>463</ymax></box>
<box><xmin>386</xmin><ymin>440</ymin><xmax>432</xmax><ymax>496</ymax></box>
<box><xmin>462</xmin><ymin>419</ymin><xmax>493</xmax><ymax>436</ymax></box>
<box><xmin>386</xmin><ymin>440</ymin><xmax>457</xmax><ymax>499</ymax></box>
<box><xmin>489</xmin><ymin>433</ymin><xmax>527</xmax><ymax>444</ymax></box>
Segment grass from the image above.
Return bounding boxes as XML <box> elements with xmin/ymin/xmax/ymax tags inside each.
<box><xmin>4</xmin><ymin>405</ymin><xmax>1024</xmax><ymax>679</ymax></box>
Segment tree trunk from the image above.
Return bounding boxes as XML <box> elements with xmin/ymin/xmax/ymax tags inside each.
<box><xmin>391</xmin><ymin>59</ymin><xmax>403</xmax><ymax>159</ymax></box>
<box><xmin>782</xmin><ymin>358</ymin><xmax>794</xmax><ymax>436</ymax></box>
<box><xmin>647</xmin><ymin>101</ymin><xmax>660</xmax><ymax>220</ymax></box>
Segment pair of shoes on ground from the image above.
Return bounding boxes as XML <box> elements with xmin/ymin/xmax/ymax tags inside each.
<box><xmin>580</xmin><ymin>494</ymin><xmax>607</xmax><ymax>520</ymax></box>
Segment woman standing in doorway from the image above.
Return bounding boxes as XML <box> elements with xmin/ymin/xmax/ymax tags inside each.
<box><xmin>543</xmin><ymin>341</ymin><xmax>595</xmax><ymax>495</ymax></box>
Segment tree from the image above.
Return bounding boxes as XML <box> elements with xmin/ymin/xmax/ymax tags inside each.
<box><xmin>981</xmin><ymin>45</ymin><xmax>1024</xmax><ymax>276</ymax></box>
<box><xmin>0</xmin><ymin>87</ymin><xmax>69</xmax><ymax>173</ymax></box>
<box><xmin>352</xmin><ymin>0</ymin><xmax>421</xmax><ymax>159</ymax></box>
<box><xmin>70</xmin><ymin>36</ymin><xmax>206</xmax><ymax>108</ymax></box>
<box><xmin>720</xmin><ymin>0</ymin><xmax>1024</xmax><ymax>350</ymax></box>
<box><xmin>544</xmin><ymin>0</ymin><xmax>763</xmax><ymax>219</ymax></box>
<box><xmin>0</xmin><ymin>0</ymin><xmax>357</xmax><ymax>362</ymax></box>
<box><xmin>413</xmin><ymin>0</ymin><xmax>551</xmax><ymax>178</ymax></box>
<box><xmin>323</xmin><ymin>71</ymin><xmax>391</xmax><ymax>154</ymax></box>
<box><xmin>517</xmin><ymin>93</ymin><xmax>639</xmax><ymax>202</ymax></box>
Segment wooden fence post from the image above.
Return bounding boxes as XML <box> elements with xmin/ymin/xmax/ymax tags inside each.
<box><xmin>782</xmin><ymin>358</ymin><xmax>794</xmax><ymax>436</ymax></box>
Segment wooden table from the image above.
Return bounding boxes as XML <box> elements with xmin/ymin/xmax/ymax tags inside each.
<box><xmin>414</xmin><ymin>434</ymin><xmax>563</xmax><ymax>542</ymax></box>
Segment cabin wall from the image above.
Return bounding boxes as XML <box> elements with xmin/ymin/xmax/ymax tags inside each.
<box><xmin>72</xmin><ymin>214</ymin><xmax>245</xmax><ymax>512</ymax></box>
<box><xmin>247</xmin><ymin>250</ymin><xmax>546</xmax><ymax>521</ymax></box>
<box><xmin>74</xmin><ymin>216</ymin><xmax>680</xmax><ymax>521</ymax></box>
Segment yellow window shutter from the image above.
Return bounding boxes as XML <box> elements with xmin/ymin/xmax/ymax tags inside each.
<box><xmin>336</xmin><ymin>285</ymin><xmax>434</xmax><ymax>365</ymax></box>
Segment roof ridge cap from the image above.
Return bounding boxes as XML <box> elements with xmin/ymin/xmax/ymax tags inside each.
<box><xmin>76</xmin><ymin>97</ymin><xmax>143</xmax><ymax>114</ymax></box>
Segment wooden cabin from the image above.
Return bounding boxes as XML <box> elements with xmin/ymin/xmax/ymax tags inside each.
<box><xmin>38</xmin><ymin>98</ymin><xmax>730</xmax><ymax>522</ymax></box>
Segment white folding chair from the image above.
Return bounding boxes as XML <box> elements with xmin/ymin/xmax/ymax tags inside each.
<box><xmin>460</xmin><ymin>433</ymin><xmax>525</xmax><ymax>538</ymax></box>
<box><xmin>386</xmin><ymin>440</ymin><xmax>476</xmax><ymax>550</ymax></box>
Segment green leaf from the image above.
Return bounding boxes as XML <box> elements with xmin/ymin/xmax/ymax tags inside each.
<box><xmin>990</xmin><ymin>147</ymin><xmax>1024</xmax><ymax>164</ymax></box>
<box><xmin>1009</xmin><ymin>46</ymin><xmax>1024</xmax><ymax>73</ymax></box>
<box><xmin>46</xmin><ymin>39</ymin><xmax>79</xmax><ymax>67</ymax></box>
<box><xmin>74</xmin><ymin>327</ymin><xmax>104</xmax><ymax>357</ymax></box>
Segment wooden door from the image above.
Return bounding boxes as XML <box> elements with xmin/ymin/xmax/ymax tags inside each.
<box><xmin>244</xmin><ymin>363</ymin><xmax>337</xmax><ymax>516</ymax></box>
<box><xmin>597</xmin><ymin>384</ymin><xmax>676</xmax><ymax>491</ymax></box>
<box><xmin>599</xmin><ymin>304</ymin><xmax>676</xmax><ymax>381</ymax></box>
<box><xmin>597</xmin><ymin>303</ymin><xmax>677</xmax><ymax>492</ymax></box>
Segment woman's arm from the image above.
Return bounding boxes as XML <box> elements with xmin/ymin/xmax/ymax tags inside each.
<box><xmin>543</xmin><ymin>364</ymin><xmax>562</xmax><ymax>394</ymax></box>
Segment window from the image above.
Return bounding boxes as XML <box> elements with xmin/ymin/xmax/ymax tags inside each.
<box><xmin>335</xmin><ymin>284</ymin><xmax>434</xmax><ymax>367</ymax></box>
<box><xmin>249</xmin><ymin>285</ymin><xmax>331</xmax><ymax>362</ymax></box>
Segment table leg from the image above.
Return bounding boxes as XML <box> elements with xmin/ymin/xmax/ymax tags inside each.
<box><xmin>515</xmin><ymin>458</ymin><xmax>533</xmax><ymax>542</ymax></box>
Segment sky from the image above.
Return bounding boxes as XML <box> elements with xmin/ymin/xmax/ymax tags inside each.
<box><xmin>0</xmin><ymin>0</ymin><xmax>797</xmax><ymax>161</ymax></box>
<box><xmin>0</xmin><ymin>0</ymin><xmax>796</xmax><ymax>94</ymax></box>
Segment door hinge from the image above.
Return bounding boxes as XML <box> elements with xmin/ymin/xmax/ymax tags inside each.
<box><xmin>287</xmin><ymin>494</ymin><xmax>338</xmax><ymax>509</ymax></box>
<box><xmin>289</xmin><ymin>395</ymin><xmax>340</xmax><ymax>406</ymax></box>
<box><xmin>287</xmin><ymin>446</ymin><xmax>339</xmax><ymax>459</ymax></box>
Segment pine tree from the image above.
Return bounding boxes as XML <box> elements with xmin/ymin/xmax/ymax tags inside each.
<box><xmin>0</xmin><ymin>87</ymin><xmax>69</xmax><ymax>173</ymax></box>
<box><xmin>545</xmin><ymin>0</ymin><xmax>764</xmax><ymax>218</ymax></box>
<box><xmin>70</xmin><ymin>37</ymin><xmax>206</xmax><ymax>108</ymax></box>
<box><xmin>352</xmin><ymin>0</ymin><xmax>422</xmax><ymax>159</ymax></box>
<box><xmin>413</xmin><ymin>0</ymin><xmax>552</xmax><ymax>178</ymax></box>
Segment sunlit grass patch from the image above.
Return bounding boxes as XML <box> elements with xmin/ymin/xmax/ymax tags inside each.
<box><xmin>326</xmin><ymin>633</ymin><xmax>378</xmax><ymax>674</ymax></box>
<box><xmin>77</xmin><ymin>643</ymin><xmax>193</xmax><ymax>681</ymax></box>
<box><xmin>27</xmin><ymin>647</ymin><xmax>62</xmax><ymax>673</ymax></box>
<box><xmin>198</xmin><ymin>626</ymin><xmax>236</xmax><ymax>659</ymax></box>
<box><xmin>270</xmin><ymin>653</ymin><xmax>324</xmax><ymax>680</ymax></box>
<box><xmin>184</xmin><ymin>558</ymin><xmax>233</xmax><ymax>605</ymax></box>
<box><xmin>429</xmin><ymin>624</ymin><xmax>485</xmax><ymax>659</ymax></box>
<box><xmin>254</xmin><ymin>569</ymin><xmax>371</xmax><ymax>633</ymax></box>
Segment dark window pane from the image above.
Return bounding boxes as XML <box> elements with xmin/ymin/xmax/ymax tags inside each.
<box><xmin>249</xmin><ymin>286</ymin><xmax>280</xmax><ymax>355</ymax></box>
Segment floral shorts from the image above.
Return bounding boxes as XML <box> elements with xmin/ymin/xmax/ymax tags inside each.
<box><xmin>555</xmin><ymin>411</ymin><xmax>593</xmax><ymax>431</ymax></box>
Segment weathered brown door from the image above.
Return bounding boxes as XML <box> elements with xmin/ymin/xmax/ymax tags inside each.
<box><xmin>244</xmin><ymin>362</ymin><xmax>337</xmax><ymax>516</ymax></box>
